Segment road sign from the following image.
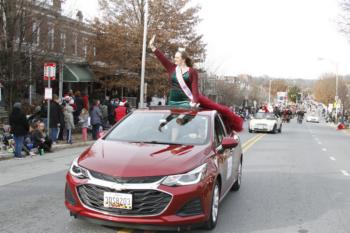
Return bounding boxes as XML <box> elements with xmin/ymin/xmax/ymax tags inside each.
<box><xmin>44</xmin><ymin>63</ymin><xmax>56</xmax><ymax>80</ymax></box>
<box><xmin>44</xmin><ymin>88</ymin><xmax>52</xmax><ymax>100</ymax></box>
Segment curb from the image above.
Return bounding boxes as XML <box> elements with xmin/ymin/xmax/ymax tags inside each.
<box><xmin>0</xmin><ymin>140</ymin><xmax>94</xmax><ymax>161</ymax></box>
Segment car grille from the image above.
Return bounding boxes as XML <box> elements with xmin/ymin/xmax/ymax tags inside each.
<box><xmin>77</xmin><ymin>184</ymin><xmax>172</xmax><ymax>216</ymax></box>
<box><xmin>89</xmin><ymin>170</ymin><xmax>164</xmax><ymax>184</ymax></box>
<box><xmin>254</xmin><ymin>124</ymin><xmax>268</xmax><ymax>130</ymax></box>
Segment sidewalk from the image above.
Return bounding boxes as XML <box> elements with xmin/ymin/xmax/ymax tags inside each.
<box><xmin>0</xmin><ymin>133</ymin><xmax>95</xmax><ymax>161</ymax></box>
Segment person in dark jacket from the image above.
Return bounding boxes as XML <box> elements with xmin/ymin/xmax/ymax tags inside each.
<box><xmin>32</xmin><ymin>121</ymin><xmax>52</xmax><ymax>152</ymax></box>
<box><xmin>9</xmin><ymin>102</ymin><xmax>29</xmax><ymax>158</ymax></box>
<box><xmin>40</xmin><ymin>99</ymin><xmax>48</xmax><ymax>126</ymax></box>
<box><xmin>90</xmin><ymin>99</ymin><xmax>103</xmax><ymax>140</ymax></box>
<box><xmin>49</xmin><ymin>94</ymin><xmax>64</xmax><ymax>144</ymax></box>
<box><xmin>74</xmin><ymin>91</ymin><xmax>84</xmax><ymax>124</ymax></box>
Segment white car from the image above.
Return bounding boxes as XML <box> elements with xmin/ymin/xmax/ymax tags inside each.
<box><xmin>249</xmin><ymin>112</ymin><xmax>282</xmax><ymax>133</ymax></box>
<box><xmin>306</xmin><ymin>115</ymin><xmax>319</xmax><ymax>123</ymax></box>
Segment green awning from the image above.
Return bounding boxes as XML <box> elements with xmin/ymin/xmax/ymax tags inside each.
<box><xmin>63</xmin><ymin>63</ymin><xmax>95</xmax><ymax>82</ymax></box>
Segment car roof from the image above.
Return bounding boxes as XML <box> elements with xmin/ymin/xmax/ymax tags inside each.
<box><xmin>134</xmin><ymin>106</ymin><xmax>215</xmax><ymax>116</ymax></box>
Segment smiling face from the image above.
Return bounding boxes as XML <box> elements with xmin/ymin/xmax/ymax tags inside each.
<box><xmin>39</xmin><ymin>123</ymin><xmax>45</xmax><ymax>132</ymax></box>
<box><xmin>174</xmin><ymin>52</ymin><xmax>185</xmax><ymax>66</ymax></box>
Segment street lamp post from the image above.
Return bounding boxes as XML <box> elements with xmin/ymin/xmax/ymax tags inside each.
<box><xmin>139</xmin><ymin>0</ymin><xmax>148</xmax><ymax>109</ymax></box>
<box><xmin>29</xmin><ymin>46</ymin><xmax>33</xmax><ymax>105</ymax></box>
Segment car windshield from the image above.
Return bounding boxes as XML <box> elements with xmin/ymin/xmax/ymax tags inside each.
<box><xmin>105</xmin><ymin>112</ymin><xmax>210</xmax><ymax>145</ymax></box>
<box><xmin>254</xmin><ymin>112</ymin><xmax>276</xmax><ymax>119</ymax></box>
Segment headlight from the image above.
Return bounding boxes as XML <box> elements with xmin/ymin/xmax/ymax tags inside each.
<box><xmin>69</xmin><ymin>158</ymin><xmax>89</xmax><ymax>179</ymax></box>
<box><xmin>162</xmin><ymin>163</ymin><xmax>207</xmax><ymax>186</ymax></box>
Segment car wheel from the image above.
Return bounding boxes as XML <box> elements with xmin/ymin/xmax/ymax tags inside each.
<box><xmin>278</xmin><ymin>125</ymin><xmax>282</xmax><ymax>133</ymax></box>
<box><xmin>231</xmin><ymin>159</ymin><xmax>242</xmax><ymax>191</ymax></box>
<box><xmin>249</xmin><ymin>128</ymin><xmax>253</xmax><ymax>133</ymax></box>
<box><xmin>203</xmin><ymin>181</ymin><xmax>220</xmax><ymax>230</ymax></box>
<box><xmin>273</xmin><ymin>125</ymin><xmax>278</xmax><ymax>134</ymax></box>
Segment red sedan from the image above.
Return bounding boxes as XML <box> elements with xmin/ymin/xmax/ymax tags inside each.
<box><xmin>65</xmin><ymin>107</ymin><xmax>243</xmax><ymax>231</ymax></box>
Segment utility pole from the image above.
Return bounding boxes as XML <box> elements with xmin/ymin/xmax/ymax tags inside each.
<box><xmin>139</xmin><ymin>0</ymin><xmax>148</xmax><ymax>108</ymax></box>
<box><xmin>29</xmin><ymin>46</ymin><xmax>33</xmax><ymax>105</ymax></box>
<box><xmin>59</xmin><ymin>56</ymin><xmax>64</xmax><ymax>100</ymax></box>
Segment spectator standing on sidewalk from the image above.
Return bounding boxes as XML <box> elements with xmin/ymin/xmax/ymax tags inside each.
<box><xmin>9</xmin><ymin>102</ymin><xmax>29</xmax><ymax>158</ymax></box>
<box><xmin>101</xmin><ymin>99</ymin><xmax>109</xmax><ymax>128</ymax></box>
<box><xmin>63</xmin><ymin>103</ymin><xmax>75</xmax><ymax>144</ymax></box>
<box><xmin>40</xmin><ymin>99</ymin><xmax>48</xmax><ymax>126</ymax></box>
<box><xmin>82</xmin><ymin>92</ymin><xmax>89</xmax><ymax>111</ymax></box>
<box><xmin>79</xmin><ymin>108</ymin><xmax>90</xmax><ymax>141</ymax></box>
<box><xmin>114</xmin><ymin>101</ymin><xmax>128</xmax><ymax>123</ymax></box>
<box><xmin>90</xmin><ymin>99</ymin><xmax>103</xmax><ymax>140</ymax></box>
<box><xmin>74</xmin><ymin>91</ymin><xmax>84</xmax><ymax>124</ymax></box>
<box><xmin>49</xmin><ymin>94</ymin><xmax>64</xmax><ymax>144</ymax></box>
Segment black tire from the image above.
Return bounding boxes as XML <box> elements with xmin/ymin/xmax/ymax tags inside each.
<box><xmin>278</xmin><ymin>125</ymin><xmax>282</xmax><ymax>133</ymax></box>
<box><xmin>203</xmin><ymin>181</ymin><xmax>220</xmax><ymax>230</ymax></box>
<box><xmin>273</xmin><ymin>125</ymin><xmax>278</xmax><ymax>134</ymax></box>
<box><xmin>231</xmin><ymin>160</ymin><xmax>242</xmax><ymax>191</ymax></box>
<box><xmin>249</xmin><ymin>128</ymin><xmax>253</xmax><ymax>133</ymax></box>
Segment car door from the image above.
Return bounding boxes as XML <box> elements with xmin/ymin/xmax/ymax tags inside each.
<box><xmin>214</xmin><ymin>114</ymin><xmax>233</xmax><ymax>194</ymax></box>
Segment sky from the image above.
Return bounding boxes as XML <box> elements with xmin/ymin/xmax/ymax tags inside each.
<box><xmin>63</xmin><ymin>0</ymin><xmax>350</xmax><ymax>79</ymax></box>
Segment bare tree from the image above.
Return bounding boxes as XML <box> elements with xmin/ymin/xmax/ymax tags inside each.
<box><xmin>313</xmin><ymin>73</ymin><xmax>348</xmax><ymax>105</ymax></box>
<box><xmin>0</xmin><ymin>0</ymin><xmax>61</xmax><ymax>109</ymax></box>
<box><xmin>91</xmin><ymin>0</ymin><xmax>206</xmax><ymax>97</ymax></box>
<box><xmin>339</xmin><ymin>0</ymin><xmax>350</xmax><ymax>40</ymax></box>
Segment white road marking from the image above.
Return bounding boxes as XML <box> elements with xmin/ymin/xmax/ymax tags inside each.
<box><xmin>322</xmin><ymin>148</ymin><xmax>327</xmax><ymax>152</ymax></box>
<box><xmin>341</xmin><ymin>170</ymin><xmax>350</xmax><ymax>176</ymax></box>
<box><xmin>318</xmin><ymin>141</ymin><xmax>322</xmax><ymax>145</ymax></box>
<box><xmin>329</xmin><ymin>156</ymin><xmax>336</xmax><ymax>161</ymax></box>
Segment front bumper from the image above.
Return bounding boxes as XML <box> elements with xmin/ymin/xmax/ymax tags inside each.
<box><xmin>250</xmin><ymin>125</ymin><xmax>274</xmax><ymax>132</ymax></box>
<box><xmin>65</xmin><ymin>172</ymin><xmax>214</xmax><ymax>230</ymax></box>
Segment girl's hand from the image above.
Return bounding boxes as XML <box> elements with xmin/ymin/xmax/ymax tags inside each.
<box><xmin>149</xmin><ymin>35</ymin><xmax>156</xmax><ymax>52</ymax></box>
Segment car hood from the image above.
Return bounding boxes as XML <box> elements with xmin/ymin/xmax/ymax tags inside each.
<box><xmin>78</xmin><ymin>140</ymin><xmax>211</xmax><ymax>177</ymax></box>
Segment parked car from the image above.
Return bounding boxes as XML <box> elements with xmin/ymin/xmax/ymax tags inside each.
<box><xmin>249</xmin><ymin>112</ymin><xmax>282</xmax><ymax>133</ymax></box>
<box><xmin>65</xmin><ymin>107</ymin><xmax>243</xmax><ymax>231</ymax></box>
<box><xmin>306</xmin><ymin>114</ymin><xmax>319</xmax><ymax>123</ymax></box>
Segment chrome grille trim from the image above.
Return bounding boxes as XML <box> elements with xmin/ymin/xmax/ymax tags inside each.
<box><xmin>77</xmin><ymin>184</ymin><xmax>172</xmax><ymax>216</ymax></box>
<box><xmin>75</xmin><ymin>171</ymin><xmax>173</xmax><ymax>217</ymax></box>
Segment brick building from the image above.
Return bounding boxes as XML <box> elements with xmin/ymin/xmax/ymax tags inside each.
<box><xmin>0</xmin><ymin>0</ymin><xmax>96</xmax><ymax>107</ymax></box>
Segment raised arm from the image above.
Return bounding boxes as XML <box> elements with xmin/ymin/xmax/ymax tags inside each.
<box><xmin>149</xmin><ymin>35</ymin><xmax>175</xmax><ymax>73</ymax></box>
<box><xmin>153</xmin><ymin>49</ymin><xmax>176</xmax><ymax>73</ymax></box>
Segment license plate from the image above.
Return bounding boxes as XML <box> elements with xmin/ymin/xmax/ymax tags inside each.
<box><xmin>103</xmin><ymin>192</ymin><xmax>132</xmax><ymax>209</ymax></box>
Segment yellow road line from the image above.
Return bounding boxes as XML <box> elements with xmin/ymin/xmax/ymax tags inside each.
<box><xmin>116</xmin><ymin>229</ymin><xmax>134</xmax><ymax>233</ymax></box>
<box><xmin>242</xmin><ymin>134</ymin><xmax>262</xmax><ymax>148</ymax></box>
<box><xmin>242</xmin><ymin>134</ymin><xmax>265</xmax><ymax>153</ymax></box>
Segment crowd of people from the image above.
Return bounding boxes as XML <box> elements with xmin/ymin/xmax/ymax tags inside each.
<box><xmin>5</xmin><ymin>91</ymin><xmax>131</xmax><ymax>159</ymax></box>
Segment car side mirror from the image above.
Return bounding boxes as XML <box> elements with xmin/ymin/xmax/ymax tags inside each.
<box><xmin>222</xmin><ymin>137</ymin><xmax>239</xmax><ymax>149</ymax></box>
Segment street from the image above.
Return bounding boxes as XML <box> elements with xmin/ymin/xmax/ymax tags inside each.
<box><xmin>1</xmin><ymin>119</ymin><xmax>350</xmax><ymax>233</ymax></box>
